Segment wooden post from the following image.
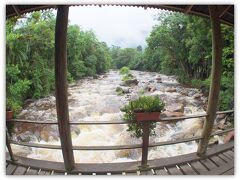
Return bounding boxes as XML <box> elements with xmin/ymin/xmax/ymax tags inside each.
<box><xmin>6</xmin><ymin>131</ymin><xmax>17</xmax><ymax>161</ymax></box>
<box><xmin>140</xmin><ymin>122</ymin><xmax>150</xmax><ymax>169</ymax></box>
<box><xmin>55</xmin><ymin>5</ymin><xmax>75</xmax><ymax>171</ymax></box>
<box><xmin>197</xmin><ymin>5</ymin><xmax>222</xmax><ymax>156</ymax></box>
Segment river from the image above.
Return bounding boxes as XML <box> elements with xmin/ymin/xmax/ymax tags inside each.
<box><xmin>11</xmin><ymin>70</ymin><xmax>223</xmax><ymax>163</ymax></box>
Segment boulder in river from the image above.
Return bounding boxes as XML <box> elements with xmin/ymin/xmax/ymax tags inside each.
<box><xmin>165</xmin><ymin>87</ymin><xmax>177</xmax><ymax>93</ymax></box>
<box><xmin>166</xmin><ymin>103</ymin><xmax>184</xmax><ymax>113</ymax></box>
<box><xmin>123</xmin><ymin>79</ymin><xmax>139</xmax><ymax>86</ymax></box>
<box><xmin>17</xmin><ymin>131</ymin><xmax>38</xmax><ymax>142</ymax></box>
<box><xmin>116</xmin><ymin>87</ymin><xmax>130</xmax><ymax>94</ymax></box>
<box><xmin>148</xmin><ymin>86</ymin><xmax>157</xmax><ymax>92</ymax></box>
<box><xmin>156</xmin><ymin>76</ymin><xmax>162</xmax><ymax>83</ymax></box>
<box><xmin>161</xmin><ymin>110</ymin><xmax>184</xmax><ymax>118</ymax></box>
<box><xmin>193</xmin><ymin>93</ymin><xmax>202</xmax><ymax>99</ymax></box>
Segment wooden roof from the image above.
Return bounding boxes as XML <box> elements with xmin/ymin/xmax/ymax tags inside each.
<box><xmin>6</xmin><ymin>4</ymin><xmax>234</xmax><ymax>26</ymax></box>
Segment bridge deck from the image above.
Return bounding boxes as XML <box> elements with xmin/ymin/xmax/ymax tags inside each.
<box><xmin>6</xmin><ymin>141</ymin><xmax>234</xmax><ymax>175</ymax></box>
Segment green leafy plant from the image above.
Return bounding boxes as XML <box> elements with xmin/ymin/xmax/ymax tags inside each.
<box><xmin>121</xmin><ymin>95</ymin><xmax>165</xmax><ymax>138</ymax></box>
<box><xmin>122</xmin><ymin>73</ymin><xmax>134</xmax><ymax>82</ymax></box>
<box><xmin>119</xmin><ymin>66</ymin><xmax>130</xmax><ymax>75</ymax></box>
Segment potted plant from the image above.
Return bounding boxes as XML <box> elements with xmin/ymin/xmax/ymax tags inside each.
<box><xmin>6</xmin><ymin>99</ymin><xmax>13</xmax><ymax>121</ymax></box>
<box><xmin>121</xmin><ymin>95</ymin><xmax>165</xmax><ymax>138</ymax></box>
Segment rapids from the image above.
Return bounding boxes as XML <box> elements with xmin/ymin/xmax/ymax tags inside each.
<box><xmin>10</xmin><ymin>70</ymin><xmax>213</xmax><ymax>163</ymax></box>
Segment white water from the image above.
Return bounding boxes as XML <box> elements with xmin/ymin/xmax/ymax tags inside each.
<box><xmin>11</xmin><ymin>70</ymin><xmax>209</xmax><ymax>163</ymax></box>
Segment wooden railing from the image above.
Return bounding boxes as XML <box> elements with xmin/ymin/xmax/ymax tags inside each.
<box><xmin>6</xmin><ymin>110</ymin><xmax>234</xmax><ymax>170</ymax></box>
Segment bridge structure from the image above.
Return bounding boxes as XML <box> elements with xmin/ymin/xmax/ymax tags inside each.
<box><xmin>6</xmin><ymin>4</ymin><xmax>234</xmax><ymax>175</ymax></box>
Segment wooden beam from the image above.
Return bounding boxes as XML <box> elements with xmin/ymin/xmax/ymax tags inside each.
<box><xmin>140</xmin><ymin>122</ymin><xmax>150</xmax><ymax>169</ymax></box>
<box><xmin>184</xmin><ymin>5</ymin><xmax>193</xmax><ymax>14</ymax></box>
<box><xmin>6</xmin><ymin>132</ymin><xmax>17</xmax><ymax>161</ymax></box>
<box><xmin>197</xmin><ymin>5</ymin><xmax>222</xmax><ymax>156</ymax></box>
<box><xmin>55</xmin><ymin>5</ymin><xmax>75</xmax><ymax>171</ymax></box>
<box><xmin>12</xmin><ymin>5</ymin><xmax>21</xmax><ymax>16</ymax></box>
<box><xmin>219</xmin><ymin>5</ymin><xmax>231</xmax><ymax>18</ymax></box>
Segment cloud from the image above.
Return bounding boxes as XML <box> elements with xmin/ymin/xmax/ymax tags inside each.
<box><xmin>68</xmin><ymin>6</ymin><xmax>162</xmax><ymax>48</ymax></box>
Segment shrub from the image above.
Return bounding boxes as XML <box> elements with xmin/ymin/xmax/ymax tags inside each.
<box><xmin>121</xmin><ymin>95</ymin><xmax>165</xmax><ymax>138</ymax></box>
<box><xmin>119</xmin><ymin>66</ymin><xmax>130</xmax><ymax>75</ymax></box>
<box><xmin>122</xmin><ymin>73</ymin><xmax>134</xmax><ymax>82</ymax></box>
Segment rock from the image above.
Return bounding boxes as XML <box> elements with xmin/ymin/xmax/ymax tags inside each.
<box><xmin>148</xmin><ymin>80</ymin><xmax>154</xmax><ymax>83</ymax></box>
<box><xmin>24</xmin><ymin>99</ymin><xmax>35</xmax><ymax>107</ymax></box>
<box><xmin>124</xmin><ymin>79</ymin><xmax>139</xmax><ymax>86</ymax></box>
<box><xmin>123</xmin><ymin>87</ymin><xmax>130</xmax><ymax>93</ymax></box>
<box><xmin>17</xmin><ymin>131</ymin><xmax>36</xmax><ymax>142</ymax></box>
<box><xmin>161</xmin><ymin>111</ymin><xmax>184</xmax><ymax>118</ymax></box>
<box><xmin>156</xmin><ymin>76</ymin><xmax>162</xmax><ymax>80</ymax></box>
<box><xmin>165</xmin><ymin>87</ymin><xmax>177</xmax><ymax>93</ymax></box>
<box><xmin>209</xmin><ymin>136</ymin><xmax>219</xmax><ymax>145</ymax></box>
<box><xmin>224</xmin><ymin>131</ymin><xmax>234</xmax><ymax>143</ymax></box>
<box><xmin>40</xmin><ymin>130</ymin><xmax>50</xmax><ymax>141</ymax></box>
<box><xmin>217</xmin><ymin>118</ymin><xmax>227</xmax><ymax>129</ymax></box>
<box><xmin>216</xmin><ymin>114</ymin><xmax>226</xmax><ymax>121</ymax></box>
<box><xmin>188</xmin><ymin>90</ymin><xmax>199</xmax><ymax>97</ymax></box>
<box><xmin>166</xmin><ymin>103</ymin><xmax>184</xmax><ymax>113</ymax></box>
<box><xmin>179</xmin><ymin>89</ymin><xmax>188</xmax><ymax>96</ymax></box>
<box><xmin>193</xmin><ymin>93</ymin><xmax>202</xmax><ymax>99</ymax></box>
<box><xmin>147</xmin><ymin>86</ymin><xmax>156</xmax><ymax>92</ymax></box>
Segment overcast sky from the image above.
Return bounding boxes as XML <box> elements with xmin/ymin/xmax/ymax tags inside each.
<box><xmin>68</xmin><ymin>6</ymin><xmax>163</xmax><ymax>48</ymax></box>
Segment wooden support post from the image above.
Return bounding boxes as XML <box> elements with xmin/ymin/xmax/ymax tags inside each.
<box><xmin>6</xmin><ymin>131</ymin><xmax>17</xmax><ymax>161</ymax></box>
<box><xmin>184</xmin><ymin>5</ymin><xmax>193</xmax><ymax>14</ymax></box>
<box><xmin>197</xmin><ymin>5</ymin><xmax>222</xmax><ymax>156</ymax></box>
<box><xmin>55</xmin><ymin>5</ymin><xmax>75</xmax><ymax>171</ymax></box>
<box><xmin>140</xmin><ymin>122</ymin><xmax>150</xmax><ymax>169</ymax></box>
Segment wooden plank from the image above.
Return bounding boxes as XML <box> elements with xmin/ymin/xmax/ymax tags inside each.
<box><xmin>222</xmin><ymin>168</ymin><xmax>234</xmax><ymax>175</ymax></box>
<box><xmin>216</xmin><ymin>110</ymin><xmax>234</xmax><ymax>115</ymax></box>
<box><xmin>38</xmin><ymin>169</ymin><xmax>46</xmax><ymax>175</ymax></box>
<box><xmin>219</xmin><ymin>5</ymin><xmax>232</xmax><ymax>18</ymax></box>
<box><xmin>10</xmin><ymin>110</ymin><xmax>233</xmax><ymax>125</ymax></box>
<box><xmin>6</xmin><ymin>164</ymin><xmax>17</xmax><ymax>175</ymax></box>
<box><xmin>211</xmin><ymin>128</ymin><xmax>234</xmax><ymax>136</ymax></box>
<box><xmin>179</xmin><ymin>163</ymin><xmax>198</xmax><ymax>175</ymax></box>
<box><xmin>199</xmin><ymin>158</ymin><xmax>217</xmax><ymax>170</ymax></box>
<box><xmin>10</xmin><ymin>140</ymin><xmax>61</xmax><ymax>149</ymax></box>
<box><xmin>13</xmin><ymin>166</ymin><xmax>27</xmax><ymax>175</ymax></box>
<box><xmin>167</xmin><ymin>165</ymin><xmax>183</xmax><ymax>175</ymax></box>
<box><xmin>52</xmin><ymin>171</ymin><xmax>65</xmax><ymax>175</ymax></box>
<box><xmin>190</xmin><ymin>161</ymin><xmax>208</xmax><ymax>174</ymax></box>
<box><xmin>184</xmin><ymin>5</ymin><xmax>193</xmax><ymax>14</ymax></box>
<box><xmin>5</xmin><ymin>142</ymin><xmax>233</xmax><ymax>174</ymax></box>
<box><xmin>140</xmin><ymin>169</ymin><xmax>155</xmax><ymax>175</ymax></box>
<box><xmin>25</xmin><ymin>168</ymin><xmax>38</xmax><ymax>175</ymax></box>
<box><xmin>12</xmin><ymin>119</ymin><xmax>58</xmax><ymax>124</ymax></box>
<box><xmin>223</xmin><ymin>150</ymin><xmax>234</xmax><ymax>160</ymax></box>
<box><xmin>201</xmin><ymin>162</ymin><xmax>233</xmax><ymax>175</ymax></box>
<box><xmin>149</xmin><ymin>142</ymin><xmax>233</xmax><ymax>169</ymax></box>
<box><xmin>149</xmin><ymin>136</ymin><xmax>202</xmax><ymax>148</ymax></box>
<box><xmin>125</xmin><ymin>172</ymin><xmax>137</xmax><ymax>175</ymax></box>
<box><xmin>197</xmin><ymin>5</ymin><xmax>222</xmax><ymax>156</ymax></box>
<box><xmin>217</xmin><ymin>154</ymin><xmax>229</xmax><ymax>163</ymax></box>
<box><xmin>6</xmin><ymin>132</ymin><xmax>17</xmax><ymax>161</ymax></box>
<box><xmin>154</xmin><ymin>168</ymin><xmax>169</xmax><ymax>175</ymax></box>
<box><xmin>209</xmin><ymin>156</ymin><xmax>226</xmax><ymax>166</ymax></box>
<box><xmin>221</xmin><ymin>152</ymin><xmax>233</xmax><ymax>161</ymax></box>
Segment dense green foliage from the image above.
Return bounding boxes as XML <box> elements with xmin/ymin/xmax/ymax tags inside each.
<box><xmin>6</xmin><ymin>11</ymin><xmax>112</xmax><ymax>115</ymax></box>
<box><xmin>119</xmin><ymin>66</ymin><xmax>130</xmax><ymax>74</ymax></box>
<box><xmin>110</xmin><ymin>45</ymin><xmax>144</xmax><ymax>70</ymax></box>
<box><xmin>121</xmin><ymin>95</ymin><xmax>165</xmax><ymax>138</ymax></box>
<box><xmin>111</xmin><ymin>12</ymin><xmax>234</xmax><ymax>111</ymax></box>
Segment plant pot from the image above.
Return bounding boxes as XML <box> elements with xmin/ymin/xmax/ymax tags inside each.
<box><xmin>6</xmin><ymin>110</ymin><xmax>13</xmax><ymax>121</ymax></box>
<box><xmin>134</xmin><ymin>112</ymin><xmax>160</xmax><ymax>122</ymax></box>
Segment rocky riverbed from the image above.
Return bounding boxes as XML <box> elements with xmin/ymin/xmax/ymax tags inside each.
<box><xmin>9</xmin><ymin>70</ymin><xmax>232</xmax><ymax>163</ymax></box>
